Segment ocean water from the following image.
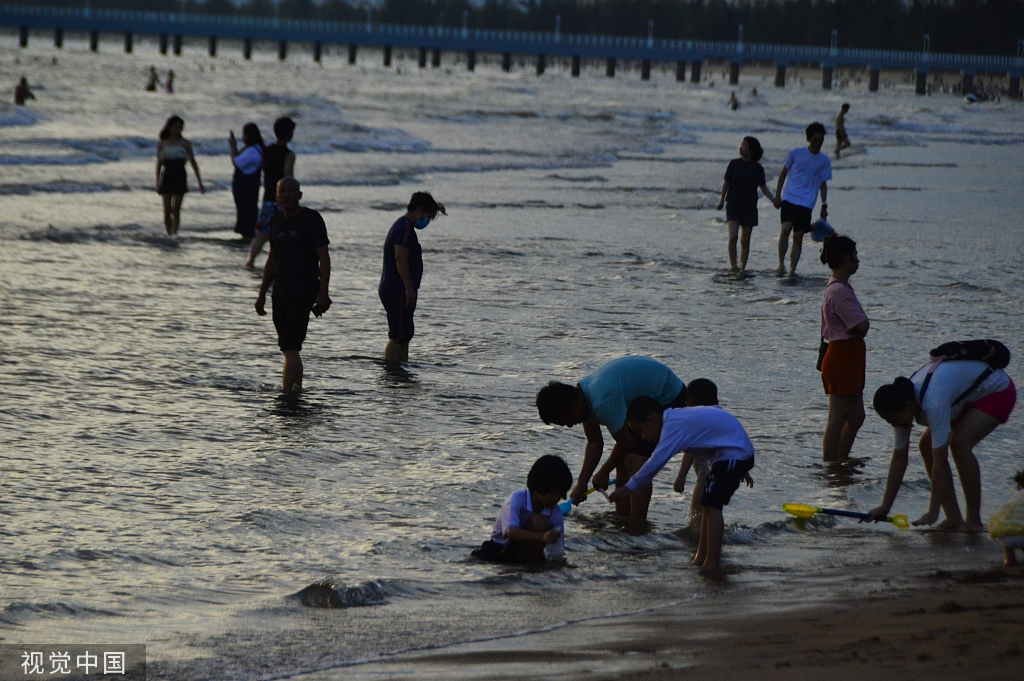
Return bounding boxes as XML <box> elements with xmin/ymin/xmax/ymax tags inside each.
<box><xmin>1</xmin><ymin>36</ymin><xmax>1023</xmax><ymax>679</ymax></box>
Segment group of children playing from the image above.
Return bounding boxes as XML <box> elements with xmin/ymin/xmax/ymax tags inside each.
<box><xmin>474</xmin><ymin>378</ymin><xmax>757</xmax><ymax>575</ymax></box>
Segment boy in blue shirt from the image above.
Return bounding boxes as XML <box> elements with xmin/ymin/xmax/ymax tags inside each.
<box><xmin>610</xmin><ymin>397</ymin><xmax>754</xmax><ymax>575</ymax></box>
<box><xmin>472</xmin><ymin>455</ymin><xmax>573</xmax><ymax>566</ymax></box>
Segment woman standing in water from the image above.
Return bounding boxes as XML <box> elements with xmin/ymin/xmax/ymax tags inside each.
<box><xmin>378</xmin><ymin>192</ymin><xmax>445</xmax><ymax>364</ymax></box>
<box><xmin>818</xmin><ymin>235</ymin><xmax>869</xmax><ymax>461</ymax></box>
<box><xmin>156</xmin><ymin>116</ymin><xmax>204</xmax><ymax>236</ymax></box>
<box><xmin>715</xmin><ymin>136</ymin><xmax>774</xmax><ymax>272</ymax></box>
<box><xmin>229</xmin><ymin>123</ymin><xmax>264</xmax><ymax>241</ymax></box>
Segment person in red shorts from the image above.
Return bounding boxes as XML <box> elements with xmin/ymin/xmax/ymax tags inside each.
<box><xmin>818</xmin><ymin>235</ymin><xmax>869</xmax><ymax>461</ymax></box>
<box><xmin>870</xmin><ymin>357</ymin><xmax>1016</xmax><ymax>531</ymax></box>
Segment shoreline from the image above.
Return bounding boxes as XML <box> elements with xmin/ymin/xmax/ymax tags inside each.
<box><xmin>300</xmin><ymin>541</ymin><xmax>1024</xmax><ymax>681</ymax></box>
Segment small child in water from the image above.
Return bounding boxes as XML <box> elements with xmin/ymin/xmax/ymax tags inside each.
<box><xmin>674</xmin><ymin>378</ymin><xmax>719</xmax><ymax>524</ymax></box>
<box><xmin>472</xmin><ymin>455</ymin><xmax>572</xmax><ymax>566</ymax></box>
<box><xmin>613</xmin><ymin>395</ymin><xmax>754</xmax><ymax>575</ymax></box>
<box><xmin>990</xmin><ymin>470</ymin><xmax>1024</xmax><ymax>567</ymax></box>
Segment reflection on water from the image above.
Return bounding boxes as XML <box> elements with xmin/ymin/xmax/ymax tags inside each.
<box><xmin>1</xmin><ymin>40</ymin><xmax>1022</xmax><ymax>680</ymax></box>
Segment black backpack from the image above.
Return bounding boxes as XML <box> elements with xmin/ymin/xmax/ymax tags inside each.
<box><xmin>918</xmin><ymin>339</ymin><xmax>1011</xmax><ymax>406</ymax></box>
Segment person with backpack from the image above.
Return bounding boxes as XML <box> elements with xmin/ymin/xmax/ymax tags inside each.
<box><xmin>869</xmin><ymin>341</ymin><xmax>1015</xmax><ymax>530</ymax></box>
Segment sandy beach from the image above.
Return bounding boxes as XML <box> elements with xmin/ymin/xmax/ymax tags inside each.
<box><xmin>322</xmin><ymin>540</ymin><xmax>1024</xmax><ymax>680</ymax></box>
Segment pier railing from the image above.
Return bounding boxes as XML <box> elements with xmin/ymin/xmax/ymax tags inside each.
<box><xmin>2</xmin><ymin>3</ymin><xmax>1022</xmax><ymax>74</ymax></box>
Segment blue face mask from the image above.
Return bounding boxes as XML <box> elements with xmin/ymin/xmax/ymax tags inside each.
<box><xmin>414</xmin><ymin>217</ymin><xmax>431</xmax><ymax>230</ymax></box>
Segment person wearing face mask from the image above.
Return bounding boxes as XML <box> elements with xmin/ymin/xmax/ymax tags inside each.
<box><xmin>378</xmin><ymin>192</ymin><xmax>446</xmax><ymax>364</ymax></box>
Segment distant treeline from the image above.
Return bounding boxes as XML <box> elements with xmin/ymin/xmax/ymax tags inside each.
<box><xmin>29</xmin><ymin>0</ymin><xmax>1024</xmax><ymax>56</ymax></box>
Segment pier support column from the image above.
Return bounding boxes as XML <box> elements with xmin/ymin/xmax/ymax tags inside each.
<box><xmin>869</xmin><ymin>68</ymin><xmax>879</xmax><ymax>92</ymax></box>
<box><xmin>729</xmin><ymin>61</ymin><xmax>740</xmax><ymax>85</ymax></box>
<box><xmin>536</xmin><ymin>54</ymin><xmax>546</xmax><ymax>75</ymax></box>
<box><xmin>278</xmin><ymin>40</ymin><xmax>288</xmax><ymax>61</ymax></box>
<box><xmin>501</xmin><ymin>52</ymin><xmax>511</xmax><ymax>72</ymax></box>
<box><xmin>173</xmin><ymin>35</ymin><xmax>182</xmax><ymax>56</ymax></box>
<box><xmin>313</xmin><ymin>41</ymin><xmax>322</xmax><ymax>62</ymax></box>
<box><xmin>961</xmin><ymin>73</ymin><xmax>974</xmax><ymax>96</ymax></box>
<box><xmin>124</xmin><ymin>32</ymin><xmax>133</xmax><ymax>54</ymax></box>
<box><xmin>571</xmin><ymin>55</ymin><xmax>581</xmax><ymax>77</ymax></box>
<box><xmin>348</xmin><ymin>44</ymin><xmax>357</xmax><ymax>64</ymax></box>
<box><xmin>775</xmin><ymin>64</ymin><xmax>786</xmax><ymax>87</ymax></box>
<box><xmin>606</xmin><ymin>58</ymin><xmax>616</xmax><ymax>78</ymax></box>
<box><xmin>159</xmin><ymin>34</ymin><xmax>168</xmax><ymax>54</ymax></box>
<box><xmin>383</xmin><ymin>45</ymin><xmax>392</xmax><ymax>66</ymax></box>
<box><xmin>466</xmin><ymin>51</ymin><xmax>476</xmax><ymax>71</ymax></box>
<box><xmin>418</xmin><ymin>47</ymin><xmax>427</xmax><ymax>68</ymax></box>
<box><xmin>208</xmin><ymin>36</ymin><xmax>217</xmax><ymax>57</ymax></box>
<box><xmin>243</xmin><ymin>38</ymin><xmax>252</xmax><ymax>60</ymax></box>
<box><xmin>55</xmin><ymin>28</ymin><xmax>64</xmax><ymax>49</ymax></box>
<box><xmin>90</xmin><ymin>31</ymin><xmax>100</xmax><ymax>53</ymax></box>
<box><xmin>690</xmin><ymin>60</ymin><xmax>701</xmax><ymax>82</ymax></box>
<box><xmin>641</xmin><ymin>59</ymin><xmax>651</xmax><ymax>80</ymax></box>
<box><xmin>822</xmin><ymin>66</ymin><xmax>833</xmax><ymax>89</ymax></box>
<box><xmin>1010</xmin><ymin>76</ymin><xmax>1021</xmax><ymax>100</ymax></box>
<box><xmin>675</xmin><ymin>61</ymin><xmax>685</xmax><ymax>82</ymax></box>
<box><xmin>18</xmin><ymin>26</ymin><xmax>27</xmax><ymax>48</ymax></box>
<box><xmin>431</xmin><ymin>48</ymin><xmax>441</xmax><ymax>68</ymax></box>
<box><xmin>915</xmin><ymin>70</ymin><xmax>927</xmax><ymax>95</ymax></box>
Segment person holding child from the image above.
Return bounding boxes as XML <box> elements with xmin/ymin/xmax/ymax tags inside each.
<box><xmin>715</xmin><ymin>136</ymin><xmax>775</xmax><ymax>273</ymax></box>
<box><xmin>536</xmin><ymin>356</ymin><xmax>687</xmax><ymax>522</ymax></box>
<box><xmin>819</xmin><ymin>235</ymin><xmax>869</xmax><ymax>462</ymax></box>
<box><xmin>870</xmin><ymin>354</ymin><xmax>1016</xmax><ymax>530</ymax></box>
<box><xmin>610</xmin><ymin>393</ymin><xmax>754</xmax><ymax>574</ymax></box>
<box><xmin>471</xmin><ymin>455</ymin><xmax>572</xmax><ymax>566</ymax></box>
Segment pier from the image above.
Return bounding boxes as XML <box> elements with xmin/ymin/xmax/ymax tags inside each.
<box><xmin>3</xmin><ymin>3</ymin><xmax>1022</xmax><ymax>97</ymax></box>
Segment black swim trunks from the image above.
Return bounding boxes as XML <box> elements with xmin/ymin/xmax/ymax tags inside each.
<box><xmin>272</xmin><ymin>292</ymin><xmax>315</xmax><ymax>352</ymax></box>
<box><xmin>836</xmin><ymin>130</ymin><xmax>849</xmax><ymax>143</ymax></box>
<box><xmin>700</xmin><ymin>456</ymin><xmax>755</xmax><ymax>510</ymax></box>
<box><xmin>725</xmin><ymin>202</ymin><xmax>758</xmax><ymax>228</ymax></box>
<box><xmin>379</xmin><ymin>284</ymin><xmax>415</xmax><ymax>345</ymax></box>
<box><xmin>780</xmin><ymin>200</ymin><xmax>814</xmax><ymax>233</ymax></box>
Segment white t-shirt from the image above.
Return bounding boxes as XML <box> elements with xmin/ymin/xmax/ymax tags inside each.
<box><xmin>626</xmin><ymin>407</ymin><xmax>755</xmax><ymax>492</ymax></box>
<box><xmin>892</xmin><ymin>360</ymin><xmax>1010</xmax><ymax>450</ymax></box>
<box><xmin>489</xmin><ymin>489</ymin><xmax>565</xmax><ymax>560</ymax></box>
<box><xmin>233</xmin><ymin>145</ymin><xmax>263</xmax><ymax>176</ymax></box>
<box><xmin>782</xmin><ymin>147</ymin><xmax>833</xmax><ymax>209</ymax></box>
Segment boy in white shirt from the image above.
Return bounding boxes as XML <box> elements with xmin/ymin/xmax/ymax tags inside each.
<box><xmin>610</xmin><ymin>397</ymin><xmax>754</xmax><ymax>575</ymax></box>
<box><xmin>772</xmin><ymin>121</ymin><xmax>833</xmax><ymax>277</ymax></box>
<box><xmin>472</xmin><ymin>455</ymin><xmax>572</xmax><ymax>565</ymax></box>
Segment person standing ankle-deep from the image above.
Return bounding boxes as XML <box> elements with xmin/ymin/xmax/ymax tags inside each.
<box><xmin>773</xmin><ymin>122</ymin><xmax>832</xmax><ymax>277</ymax></box>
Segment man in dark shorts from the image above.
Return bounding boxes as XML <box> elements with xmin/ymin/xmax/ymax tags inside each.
<box><xmin>535</xmin><ymin>356</ymin><xmax>687</xmax><ymax>522</ymax></box>
<box><xmin>772</xmin><ymin>122</ymin><xmax>832</xmax><ymax>277</ymax></box>
<box><xmin>834</xmin><ymin>103</ymin><xmax>851</xmax><ymax>158</ymax></box>
<box><xmin>255</xmin><ymin>177</ymin><xmax>331</xmax><ymax>392</ymax></box>
<box><xmin>378</xmin><ymin>192</ymin><xmax>445</xmax><ymax>364</ymax></box>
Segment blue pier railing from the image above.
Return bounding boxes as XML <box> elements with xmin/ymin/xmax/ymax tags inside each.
<box><xmin>2</xmin><ymin>3</ymin><xmax>1022</xmax><ymax>75</ymax></box>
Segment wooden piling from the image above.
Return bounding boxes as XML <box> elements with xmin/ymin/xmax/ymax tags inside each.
<box><xmin>159</xmin><ymin>34</ymin><xmax>168</xmax><ymax>54</ymax></box>
<box><xmin>536</xmin><ymin>54</ymin><xmax>546</xmax><ymax>75</ymax></box>
<box><xmin>124</xmin><ymin>32</ymin><xmax>132</xmax><ymax>53</ymax></box>
<box><xmin>431</xmin><ymin>48</ymin><xmax>441</xmax><ymax>68</ymax></box>
<box><xmin>208</xmin><ymin>36</ymin><xmax>216</xmax><ymax>57</ymax></box>
<box><xmin>606</xmin><ymin>57</ymin><xmax>616</xmax><ymax>78</ymax></box>
<box><xmin>571</xmin><ymin>55</ymin><xmax>581</xmax><ymax>77</ymax></box>
<box><xmin>502</xmin><ymin>52</ymin><xmax>511</xmax><ymax>72</ymax></box>
<box><xmin>243</xmin><ymin>38</ymin><xmax>252</xmax><ymax>60</ymax></box>
<box><xmin>90</xmin><ymin>30</ymin><xmax>99</xmax><ymax>53</ymax></box>
<box><xmin>689</xmin><ymin>60</ymin><xmax>701</xmax><ymax>82</ymax></box>
<box><xmin>313</xmin><ymin>41</ymin><xmax>322</xmax><ymax>62</ymax></box>
<box><xmin>383</xmin><ymin>45</ymin><xmax>392</xmax><ymax>66</ymax></box>
<box><xmin>915</xmin><ymin>70</ymin><xmax>927</xmax><ymax>95</ymax></box>
<box><xmin>173</xmin><ymin>34</ymin><xmax>182</xmax><ymax>56</ymax></box>
<box><xmin>729</xmin><ymin>62</ymin><xmax>739</xmax><ymax>84</ymax></box>
<box><xmin>868</xmin><ymin>68</ymin><xmax>879</xmax><ymax>91</ymax></box>
<box><xmin>775</xmin><ymin>64</ymin><xmax>786</xmax><ymax>87</ymax></box>
<box><xmin>54</xmin><ymin>27</ymin><xmax>63</xmax><ymax>49</ymax></box>
<box><xmin>961</xmin><ymin>73</ymin><xmax>973</xmax><ymax>95</ymax></box>
<box><xmin>822</xmin><ymin>66</ymin><xmax>833</xmax><ymax>90</ymax></box>
<box><xmin>278</xmin><ymin>40</ymin><xmax>287</xmax><ymax>61</ymax></box>
<box><xmin>641</xmin><ymin>59</ymin><xmax>651</xmax><ymax>80</ymax></box>
<box><xmin>348</xmin><ymin>44</ymin><xmax>357</xmax><ymax>64</ymax></box>
<box><xmin>467</xmin><ymin>51</ymin><xmax>476</xmax><ymax>71</ymax></box>
<box><xmin>18</xmin><ymin>25</ymin><xmax>27</xmax><ymax>48</ymax></box>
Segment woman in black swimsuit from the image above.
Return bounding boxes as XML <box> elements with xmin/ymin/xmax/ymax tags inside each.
<box><xmin>156</xmin><ymin>116</ymin><xmax>204</xmax><ymax>236</ymax></box>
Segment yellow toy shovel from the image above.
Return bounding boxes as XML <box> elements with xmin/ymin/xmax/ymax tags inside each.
<box><xmin>783</xmin><ymin>503</ymin><xmax>909</xmax><ymax>529</ymax></box>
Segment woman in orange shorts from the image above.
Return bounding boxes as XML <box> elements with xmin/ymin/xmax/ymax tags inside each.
<box><xmin>819</xmin><ymin>235</ymin><xmax>869</xmax><ymax>461</ymax></box>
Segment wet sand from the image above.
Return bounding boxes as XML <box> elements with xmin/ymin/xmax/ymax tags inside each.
<box><xmin>315</xmin><ymin>541</ymin><xmax>1024</xmax><ymax>680</ymax></box>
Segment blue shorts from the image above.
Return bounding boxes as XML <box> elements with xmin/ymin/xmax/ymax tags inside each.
<box><xmin>379</xmin><ymin>285</ymin><xmax>415</xmax><ymax>345</ymax></box>
<box><xmin>700</xmin><ymin>456</ymin><xmax>754</xmax><ymax>510</ymax></box>
<box><xmin>257</xmin><ymin>201</ymin><xmax>280</xmax><ymax>235</ymax></box>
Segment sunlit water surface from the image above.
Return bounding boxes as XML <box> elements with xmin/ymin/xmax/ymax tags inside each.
<box><xmin>1</xmin><ymin>36</ymin><xmax>1023</xmax><ymax>679</ymax></box>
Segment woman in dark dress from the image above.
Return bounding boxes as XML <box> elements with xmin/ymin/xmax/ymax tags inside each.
<box><xmin>156</xmin><ymin>116</ymin><xmax>204</xmax><ymax>236</ymax></box>
<box><xmin>229</xmin><ymin>123</ymin><xmax>264</xmax><ymax>241</ymax></box>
